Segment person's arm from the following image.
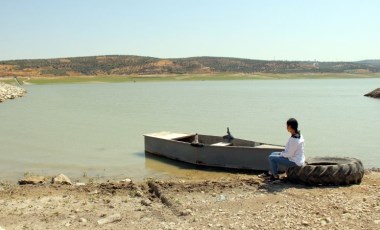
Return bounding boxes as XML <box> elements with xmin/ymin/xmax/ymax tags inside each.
<box><xmin>280</xmin><ymin>138</ymin><xmax>298</xmax><ymax>158</ymax></box>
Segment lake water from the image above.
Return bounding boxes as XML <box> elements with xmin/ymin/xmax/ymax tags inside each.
<box><xmin>1</xmin><ymin>79</ymin><xmax>379</xmax><ymax>182</ymax></box>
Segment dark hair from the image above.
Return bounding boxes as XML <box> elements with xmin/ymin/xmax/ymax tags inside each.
<box><xmin>287</xmin><ymin>118</ymin><xmax>299</xmax><ymax>133</ymax></box>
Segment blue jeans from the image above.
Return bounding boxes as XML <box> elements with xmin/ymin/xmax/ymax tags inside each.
<box><xmin>268</xmin><ymin>152</ymin><xmax>297</xmax><ymax>177</ymax></box>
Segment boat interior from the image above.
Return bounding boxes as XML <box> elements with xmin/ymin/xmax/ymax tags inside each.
<box><xmin>174</xmin><ymin>134</ymin><xmax>282</xmax><ymax>149</ymax></box>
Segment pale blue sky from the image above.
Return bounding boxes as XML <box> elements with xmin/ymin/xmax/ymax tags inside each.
<box><xmin>0</xmin><ymin>0</ymin><xmax>379</xmax><ymax>61</ymax></box>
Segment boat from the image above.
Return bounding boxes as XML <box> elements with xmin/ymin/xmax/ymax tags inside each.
<box><xmin>144</xmin><ymin>130</ymin><xmax>285</xmax><ymax>171</ymax></box>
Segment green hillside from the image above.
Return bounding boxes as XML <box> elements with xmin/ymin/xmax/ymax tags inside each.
<box><xmin>357</xmin><ymin>59</ymin><xmax>380</xmax><ymax>68</ymax></box>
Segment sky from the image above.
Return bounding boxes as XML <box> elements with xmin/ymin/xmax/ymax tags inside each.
<box><xmin>0</xmin><ymin>0</ymin><xmax>379</xmax><ymax>61</ymax></box>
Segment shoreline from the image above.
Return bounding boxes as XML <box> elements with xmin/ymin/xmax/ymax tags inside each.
<box><xmin>1</xmin><ymin>167</ymin><xmax>380</xmax><ymax>185</ymax></box>
<box><xmin>1</xmin><ymin>72</ymin><xmax>380</xmax><ymax>85</ymax></box>
<box><xmin>0</xmin><ymin>170</ymin><xmax>379</xmax><ymax>229</ymax></box>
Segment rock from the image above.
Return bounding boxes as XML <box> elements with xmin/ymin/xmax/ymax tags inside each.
<box><xmin>180</xmin><ymin>209</ymin><xmax>193</xmax><ymax>216</ymax></box>
<box><xmin>89</xmin><ymin>189</ymin><xmax>99</xmax><ymax>195</ymax></box>
<box><xmin>0</xmin><ymin>187</ymin><xmax>4</xmax><ymax>191</ymax></box>
<box><xmin>73</xmin><ymin>209</ymin><xmax>80</xmax><ymax>213</ymax></box>
<box><xmin>65</xmin><ymin>222</ymin><xmax>71</xmax><ymax>227</ymax></box>
<box><xmin>52</xmin><ymin>174</ymin><xmax>72</xmax><ymax>185</ymax></box>
<box><xmin>218</xmin><ymin>194</ymin><xmax>226</xmax><ymax>201</ymax></box>
<box><xmin>301</xmin><ymin>220</ymin><xmax>309</xmax><ymax>226</ymax></box>
<box><xmin>18</xmin><ymin>176</ymin><xmax>46</xmax><ymax>185</ymax></box>
<box><xmin>79</xmin><ymin>218</ymin><xmax>87</xmax><ymax>223</ymax></box>
<box><xmin>136</xmin><ymin>207</ymin><xmax>145</xmax><ymax>211</ymax></box>
<box><xmin>141</xmin><ymin>199</ymin><xmax>152</xmax><ymax>206</ymax></box>
<box><xmin>75</xmin><ymin>182</ymin><xmax>86</xmax><ymax>186</ymax></box>
<box><xmin>97</xmin><ymin>213</ymin><xmax>122</xmax><ymax>225</ymax></box>
<box><xmin>325</xmin><ymin>217</ymin><xmax>332</xmax><ymax>223</ymax></box>
<box><xmin>120</xmin><ymin>178</ymin><xmax>132</xmax><ymax>183</ymax></box>
<box><xmin>0</xmin><ymin>82</ymin><xmax>26</xmax><ymax>103</ymax></box>
<box><xmin>321</xmin><ymin>220</ymin><xmax>327</xmax><ymax>226</ymax></box>
<box><xmin>364</xmin><ymin>88</ymin><xmax>380</xmax><ymax>98</ymax></box>
<box><xmin>135</xmin><ymin>190</ymin><xmax>143</xmax><ymax>197</ymax></box>
<box><xmin>374</xmin><ymin>220</ymin><xmax>380</xmax><ymax>224</ymax></box>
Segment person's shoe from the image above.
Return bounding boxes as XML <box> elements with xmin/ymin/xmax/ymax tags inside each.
<box><xmin>268</xmin><ymin>175</ymin><xmax>280</xmax><ymax>183</ymax></box>
<box><xmin>258</xmin><ymin>171</ymin><xmax>271</xmax><ymax>178</ymax></box>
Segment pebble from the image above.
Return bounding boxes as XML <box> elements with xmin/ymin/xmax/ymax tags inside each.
<box><xmin>120</xmin><ymin>178</ymin><xmax>132</xmax><ymax>183</ymax></box>
<box><xmin>218</xmin><ymin>195</ymin><xmax>226</xmax><ymax>201</ymax></box>
<box><xmin>97</xmin><ymin>213</ymin><xmax>122</xmax><ymax>225</ymax></box>
<box><xmin>75</xmin><ymin>182</ymin><xmax>86</xmax><ymax>186</ymax></box>
<box><xmin>374</xmin><ymin>220</ymin><xmax>380</xmax><ymax>224</ymax></box>
<box><xmin>89</xmin><ymin>190</ymin><xmax>99</xmax><ymax>195</ymax></box>
<box><xmin>18</xmin><ymin>176</ymin><xmax>46</xmax><ymax>185</ymax></box>
<box><xmin>301</xmin><ymin>220</ymin><xmax>309</xmax><ymax>226</ymax></box>
<box><xmin>135</xmin><ymin>191</ymin><xmax>143</xmax><ymax>197</ymax></box>
<box><xmin>180</xmin><ymin>209</ymin><xmax>192</xmax><ymax>216</ymax></box>
<box><xmin>79</xmin><ymin>218</ymin><xmax>87</xmax><ymax>223</ymax></box>
<box><xmin>141</xmin><ymin>199</ymin><xmax>152</xmax><ymax>206</ymax></box>
<box><xmin>52</xmin><ymin>174</ymin><xmax>72</xmax><ymax>185</ymax></box>
<box><xmin>325</xmin><ymin>217</ymin><xmax>332</xmax><ymax>223</ymax></box>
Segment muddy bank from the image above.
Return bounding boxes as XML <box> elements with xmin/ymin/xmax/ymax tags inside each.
<box><xmin>0</xmin><ymin>171</ymin><xmax>379</xmax><ymax>229</ymax></box>
<box><xmin>0</xmin><ymin>82</ymin><xmax>26</xmax><ymax>103</ymax></box>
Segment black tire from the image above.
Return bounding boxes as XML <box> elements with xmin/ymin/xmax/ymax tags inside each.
<box><xmin>286</xmin><ymin>157</ymin><xmax>364</xmax><ymax>186</ymax></box>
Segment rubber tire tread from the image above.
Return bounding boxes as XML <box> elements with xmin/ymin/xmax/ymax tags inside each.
<box><xmin>286</xmin><ymin>157</ymin><xmax>364</xmax><ymax>186</ymax></box>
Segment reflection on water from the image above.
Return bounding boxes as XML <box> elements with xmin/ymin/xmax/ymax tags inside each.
<box><xmin>0</xmin><ymin>78</ymin><xmax>379</xmax><ymax>182</ymax></box>
<box><xmin>143</xmin><ymin>152</ymin><xmax>259</xmax><ymax>180</ymax></box>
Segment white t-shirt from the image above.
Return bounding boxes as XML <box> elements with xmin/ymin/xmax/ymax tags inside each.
<box><xmin>280</xmin><ymin>134</ymin><xmax>305</xmax><ymax>166</ymax></box>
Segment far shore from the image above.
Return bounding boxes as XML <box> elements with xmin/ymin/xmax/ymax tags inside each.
<box><xmin>1</xmin><ymin>72</ymin><xmax>380</xmax><ymax>85</ymax></box>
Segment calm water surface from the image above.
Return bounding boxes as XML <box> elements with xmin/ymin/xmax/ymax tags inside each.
<box><xmin>1</xmin><ymin>79</ymin><xmax>379</xmax><ymax>181</ymax></box>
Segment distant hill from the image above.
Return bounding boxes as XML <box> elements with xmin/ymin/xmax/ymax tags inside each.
<box><xmin>357</xmin><ymin>59</ymin><xmax>380</xmax><ymax>68</ymax></box>
<box><xmin>0</xmin><ymin>55</ymin><xmax>379</xmax><ymax>77</ymax></box>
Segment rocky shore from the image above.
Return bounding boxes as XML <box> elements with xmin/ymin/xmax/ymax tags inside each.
<box><xmin>364</xmin><ymin>88</ymin><xmax>380</xmax><ymax>98</ymax></box>
<box><xmin>0</xmin><ymin>82</ymin><xmax>26</xmax><ymax>103</ymax></box>
<box><xmin>0</xmin><ymin>171</ymin><xmax>379</xmax><ymax>229</ymax></box>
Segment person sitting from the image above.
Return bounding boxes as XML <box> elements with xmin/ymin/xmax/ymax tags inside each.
<box><xmin>268</xmin><ymin>118</ymin><xmax>305</xmax><ymax>182</ymax></box>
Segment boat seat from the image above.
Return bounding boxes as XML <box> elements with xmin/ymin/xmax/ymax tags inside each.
<box><xmin>144</xmin><ymin>132</ymin><xmax>195</xmax><ymax>140</ymax></box>
<box><xmin>211</xmin><ymin>142</ymin><xmax>232</xmax><ymax>146</ymax></box>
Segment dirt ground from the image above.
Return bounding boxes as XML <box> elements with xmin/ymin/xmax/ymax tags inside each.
<box><xmin>0</xmin><ymin>171</ymin><xmax>379</xmax><ymax>230</ymax></box>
